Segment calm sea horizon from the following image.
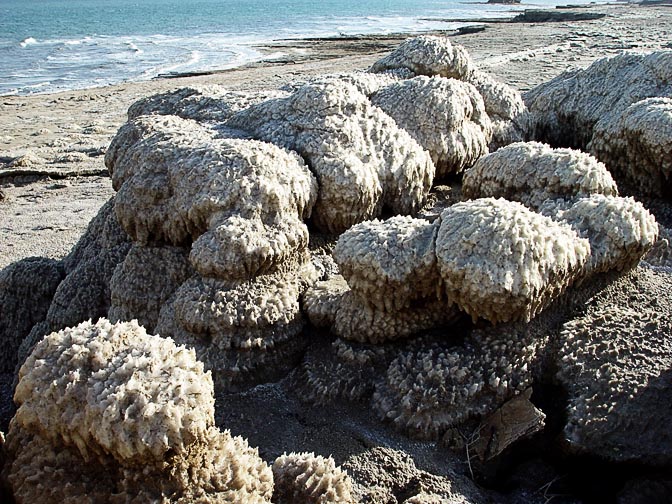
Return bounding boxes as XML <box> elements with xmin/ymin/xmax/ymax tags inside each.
<box><xmin>1</xmin><ymin>0</ymin><xmax>594</xmax><ymax>96</ymax></box>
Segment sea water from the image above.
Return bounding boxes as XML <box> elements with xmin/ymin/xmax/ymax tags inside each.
<box><xmin>1</xmin><ymin>0</ymin><xmax>587</xmax><ymax>96</ymax></box>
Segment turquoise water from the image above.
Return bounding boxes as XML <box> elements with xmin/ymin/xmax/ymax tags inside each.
<box><xmin>1</xmin><ymin>0</ymin><xmax>587</xmax><ymax>95</ymax></box>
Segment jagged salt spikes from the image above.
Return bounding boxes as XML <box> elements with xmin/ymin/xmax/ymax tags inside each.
<box><xmin>370</xmin><ymin>76</ymin><xmax>492</xmax><ymax>178</ymax></box>
<box><xmin>14</xmin><ymin>319</ymin><xmax>214</xmax><ymax>463</ymax></box>
<box><xmin>435</xmin><ymin>198</ymin><xmax>590</xmax><ymax>324</ymax></box>
<box><xmin>273</xmin><ymin>452</ymin><xmax>355</xmax><ymax>504</ymax></box>
<box><xmin>589</xmin><ymin>97</ymin><xmax>672</xmax><ymax>197</ymax></box>
<box><xmin>462</xmin><ymin>142</ymin><xmax>618</xmax><ymax>211</ymax></box>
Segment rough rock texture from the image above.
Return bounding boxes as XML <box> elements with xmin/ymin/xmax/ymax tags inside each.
<box><xmin>556</xmin><ymin>267</ymin><xmax>672</xmax><ymax>465</ymax></box>
<box><xmin>435</xmin><ymin>198</ymin><xmax>590</xmax><ymax>324</ymax></box>
<box><xmin>369</xmin><ymin>35</ymin><xmax>529</xmax><ymax>150</ymax></box>
<box><xmin>297</xmin><ymin>337</ymin><xmax>394</xmax><ymax>404</ymax></box>
<box><xmin>0</xmin><ymin>257</ymin><xmax>64</xmax><ymax>373</ymax></box>
<box><xmin>105</xmin><ymin>114</ymin><xmax>317</xmax><ymax>280</ymax></box>
<box><xmin>108</xmin><ymin>244</ymin><xmax>194</xmax><ymax>333</ymax></box>
<box><xmin>226</xmin><ymin>81</ymin><xmax>435</xmax><ymax>233</ymax></box>
<box><xmin>342</xmin><ymin>447</ymin><xmax>480</xmax><ymax>503</ymax></box>
<box><xmin>462</xmin><ymin>142</ymin><xmax>618</xmax><ymax>211</ymax></box>
<box><xmin>589</xmin><ymin>97</ymin><xmax>672</xmax><ymax>197</ymax></box>
<box><xmin>127</xmin><ymin>84</ymin><xmax>287</xmax><ymax>123</ymax></box>
<box><xmin>156</xmin><ymin>259</ymin><xmax>318</xmax><ymax>392</ymax></box>
<box><xmin>372</xmin><ymin>326</ymin><xmax>545</xmax><ymax>440</ymax></box>
<box><xmin>469</xmin><ymin>71</ymin><xmax>530</xmax><ymax>149</ymax></box>
<box><xmin>541</xmin><ymin>195</ymin><xmax>659</xmax><ymax>275</ymax></box>
<box><xmin>369</xmin><ymin>36</ymin><xmax>476</xmax><ymax>81</ymax></box>
<box><xmin>3</xmin><ymin>318</ymin><xmax>273</xmax><ymax>502</ymax></box>
<box><xmin>525</xmin><ymin>51</ymin><xmax>672</xmax><ymax>149</ymax></box>
<box><xmin>333</xmin><ymin>216</ymin><xmax>440</xmax><ymax>312</ymax></box>
<box><xmin>370</xmin><ymin>76</ymin><xmax>492</xmax><ymax>178</ymax></box>
<box><xmin>272</xmin><ymin>452</ymin><xmax>354</xmax><ymax>504</ymax></box>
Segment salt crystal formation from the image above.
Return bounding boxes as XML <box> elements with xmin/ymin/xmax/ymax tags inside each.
<box><xmin>226</xmin><ymin>80</ymin><xmax>435</xmax><ymax>233</ymax></box>
<box><xmin>105</xmin><ymin>113</ymin><xmax>319</xmax><ymax>392</ymax></box>
<box><xmin>373</xmin><ymin>326</ymin><xmax>544</xmax><ymax>440</ymax></box>
<box><xmin>272</xmin><ymin>452</ymin><xmax>354</xmax><ymax>504</ymax></box>
<box><xmin>436</xmin><ymin>198</ymin><xmax>590</xmax><ymax>324</ymax></box>
<box><xmin>540</xmin><ymin>195</ymin><xmax>659</xmax><ymax>275</ymax></box>
<box><xmin>525</xmin><ymin>51</ymin><xmax>672</xmax><ymax>151</ymax></box>
<box><xmin>462</xmin><ymin>142</ymin><xmax>618</xmax><ymax>211</ymax></box>
<box><xmin>589</xmin><ymin>97</ymin><xmax>672</xmax><ymax>197</ymax></box>
<box><xmin>369</xmin><ymin>76</ymin><xmax>492</xmax><ymax>177</ymax></box>
<box><xmin>556</xmin><ymin>267</ymin><xmax>672</xmax><ymax>465</ymax></box>
<box><xmin>2</xmin><ymin>319</ymin><xmax>273</xmax><ymax>502</ymax></box>
<box><xmin>369</xmin><ymin>35</ymin><xmax>530</xmax><ymax>149</ymax></box>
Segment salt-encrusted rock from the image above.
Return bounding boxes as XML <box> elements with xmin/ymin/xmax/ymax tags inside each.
<box><xmin>333</xmin><ymin>216</ymin><xmax>440</xmax><ymax>312</ymax></box>
<box><xmin>435</xmin><ymin>198</ymin><xmax>590</xmax><ymax>324</ymax></box>
<box><xmin>373</xmin><ymin>326</ymin><xmax>544</xmax><ymax>440</ymax></box>
<box><xmin>333</xmin><ymin>291</ymin><xmax>456</xmax><ymax>344</ymax></box>
<box><xmin>106</xmin><ymin>115</ymin><xmax>317</xmax><ymax>280</ymax></box>
<box><xmin>556</xmin><ymin>267</ymin><xmax>672</xmax><ymax>465</ymax></box>
<box><xmin>589</xmin><ymin>97</ymin><xmax>672</xmax><ymax>197</ymax></box>
<box><xmin>156</xmin><ymin>259</ymin><xmax>318</xmax><ymax>392</ymax></box>
<box><xmin>302</xmin><ymin>275</ymin><xmax>351</xmax><ymax>329</ymax></box>
<box><xmin>127</xmin><ymin>84</ymin><xmax>287</xmax><ymax>123</ymax></box>
<box><xmin>342</xmin><ymin>446</ymin><xmax>486</xmax><ymax>503</ymax></box>
<box><xmin>226</xmin><ymin>81</ymin><xmax>435</xmax><ymax>233</ymax></box>
<box><xmin>525</xmin><ymin>51</ymin><xmax>672</xmax><ymax>149</ymax></box>
<box><xmin>272</xmin><ymin>452</ymin><xmax>355</xmax><ymax>504</ymax></box>
<box><xmin>108</xmin><ymin>244</ymin><xmax>194</xmax><ymax>332</ymax></box>
<box><xmin>370</xmin><ymin>76</ymin><xmax>492</xmax><ymax>178</ymax></box>
<box><xmin>369</xmin><ymin>36</ymin><xmax>476</xmax><ymax>81</ymax></box>
<box><xmin>462</xmin><ymin>142</ymin><xmax>618</xmax><ymax>211</ymax></box>
<box><xmin>3</xmin><ymin>318</ymin><xmax>273</xmax><ymax>502</ymax></box>
<box><xmin>541</xmin><ymin>195</ymin><xmax>659</xmax><ymax>275</ymax></box>
<box><xmin>297</xmin><ymin>338</ymin><xmax>393</xmax><ymax>404</ymax></box>
<box><xmin>0</xmin><ymin>257</ymin><xmax>63</xmax><ymax>374</ymax></box>
<box><xmin>469</xmin><ymin>71</ymin><xmax>530</xmax><ymax>149</ymax></box>
<box><xmin>283</xmin><ymin>71</ymin><xmax>404</xmax><ymax>97</ymax></box>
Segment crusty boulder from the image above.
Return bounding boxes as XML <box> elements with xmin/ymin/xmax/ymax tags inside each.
<box><xmin>525</xmin><ymin>51</ymin><xmax>672</xmax><ymax>149</ymax></box>
<box><xmin>370</xmin><ymin>76</ymin><xmax>492</xmax><ymax>178</ymax></box>
<box><xmin>556</xmin><ymin>267</ymin><xmax>672</xmax><ymax>465</ymax></box>
<box><xmin>469</xmin><ymin>71</ymin><xmax>530</xmax><ymax>149</ymax></box>
<box><xmin>541</xmin><ymin>195</ymin><xmax>659</xmax><ymax>275</ymax></box>
<box><xmin>435</xmin><ymin>198</ymin><xmax>590</xmax><ymax>324</ymax></box>
<box><xmin>369</xmin><ymin>36</ymin><xmax>530</xmax><ymax>149</ymax></box>
<box><xmin>0</xmin><ymin>257</ymin><xmax>63</xmax><ymax>374</ymax></box>
<box><xmin>333</xmin><ymin>216</ymin><xmax>440</xmax><ymax>312</ymax></box>
<box><xmin>589</xmin><ymin>97</ymin><xmax>672</xmax><ymax>197</ymax></box>
<box><xmin>105</xmin><ymin>115</ymin><xmax>317</xmax><ymax>280</ymax></box>
<box><xmin>108</xmin><ymin>244</ymin><xmax>194</xmax><ymax>332</ymax></box>
<box><xmin>127</xmin><ymin>84</ymin><xmax>287</xmax><ymax>123</ymax></box>
<box><xmin>272</xmin><ymin>452</ymin><xmax>354</xmax><ymax>504</ymax></box>
<box><xmin>372</xmin><ymin>326</ymin><xmax>544</xmax><ymax>440</ymax></box>
<box><xmin>369</xmin><ymin>36</ymin><xmax>476</xmax><ymax>81</ymax></box>
<box><xmin>226</xmin><ymin>81</ymin><xmax>435</xmax><ymax>233</ymax></box>
<box><xmin>156</xmin><ymin>259</ymin><xmax>318</xmax><ymax>392</ymax></box>
<box><xmin>3</xmin><ymin>318</ymin><xmax>273</xmax><ymax>502</ymax></box>
<box><xmin>462</xmin><ymin>142</ymin><xmax>618</xmax><ymax>211</ymax></box>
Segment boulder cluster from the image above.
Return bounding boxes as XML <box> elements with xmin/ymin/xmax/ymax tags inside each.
<box><xmin>1</xmin><ymin>36</ymin><xmax>671</xmax><ymax>501</ymax></box>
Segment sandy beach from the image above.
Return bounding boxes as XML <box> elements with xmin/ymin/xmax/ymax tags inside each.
<box><xmin>1</xmin><ymin>3</ymin><xmax>670</xmax><ymax>269</ymax></box>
